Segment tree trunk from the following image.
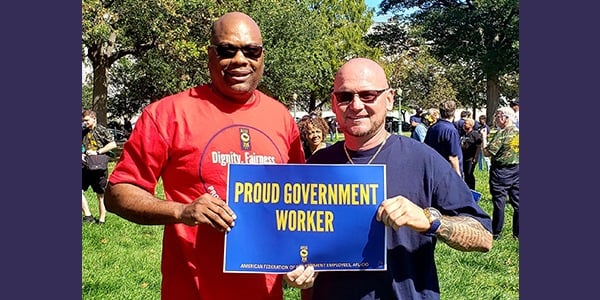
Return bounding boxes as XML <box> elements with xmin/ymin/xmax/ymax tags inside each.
<box><xmin>308</xmin><ymin>91</ymin><xmax>318</xmax><ymax>113</ymax></box>
<box><xmin>92</xmin><ymin>59</ymin><xmax>109</xmax><ymax>125</ymax></box>
<box><xmin>485</xmin><ymin>74</ymin><xmax>500</xmax><ymax>125</ymax></box>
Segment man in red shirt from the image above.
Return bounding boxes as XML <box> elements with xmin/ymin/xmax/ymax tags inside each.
<box><xmin>106</xmin><ymin>12</ymin><xmax>314</xmax><ymax>300</ymax></box>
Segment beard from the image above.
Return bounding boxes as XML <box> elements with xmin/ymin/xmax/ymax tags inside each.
<box><xmin>341</xmin><ymin>117</ymin><xmax>384</xmax><ymax>138</ymax></box>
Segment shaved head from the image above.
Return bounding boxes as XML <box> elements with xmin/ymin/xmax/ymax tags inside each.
<box><xmin>333</xmin><ymin>58</ymin><xmax>389</xmax><ymax>91</ymax></box>
<box><xmin>211</xmin><ymin>12</ymin><xmax>262</xmax><ymax>45</ymax></box>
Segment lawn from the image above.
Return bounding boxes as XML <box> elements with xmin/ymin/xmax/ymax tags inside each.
<box><xmin>82</xmin><ymin>146</ymin><xmax>518</xmax><ymax>299</ymax></box>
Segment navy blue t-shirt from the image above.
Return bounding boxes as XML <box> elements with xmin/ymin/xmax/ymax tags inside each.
<box><xmin>307</xmin><ymin>135</ymin><xmax>491</xmax><ymax>300</ymax></box>
<box><xmin>424</xmin><ymin>119</ymin><xmax>464</xmax><ymax>175</ymax></box>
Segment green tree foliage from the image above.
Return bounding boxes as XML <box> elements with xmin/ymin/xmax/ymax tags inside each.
<box><xmin>106</xmin><ymin>0</ymin><xmax>329</xmax><ymax>118</ymax></box>
<box><xmin>85</xmin><ymin>0</ymin><xmax>381</xmax><ymax>121</ymax></box>
<box><xmin>304</xmin><ymin>0</ymin><xmax>381</xmax><ymax>111</ymax></box>
<box><xmin>380</xmin><ymin>0</ymin><xmax>519</xmax><ymax>119</ymax></box>
<box><xmin>498</xmin><ymin>71</ymin><xmax>519</xmax><ymax>102</ymax></box>
<box><xmin>82</xmin><ymin>82</ymin><xmax>94</xmax><ymax>112</ymax></box>
<box><xmin>235</xmin><ymin>0</ymin><xmax>379</xmax><ymax>112</ymax></box>
<box><xmin>369</xmin><ymin>21</ymin><xmax>472</xmax><ymax>115</ymax></box>
<box><xmin>82</xmin><ymin>0</ymin><xmax>220</xmax><ymax>124</ymax></box>
<box><xmin>386</xmin><ymin>48</ymin><xmax>457</xmax><ymax>111</ymax></box>
<box><xmin>107</xmin><ymin>33</ymin><xmax>214</xmax><ymax>122</ymax></box>
<box><xmin>445</xmin><ymin>60</ymin><xmax>487</xmax><ymax>113</ymax></box>
<box><xmin>241</xmin><ymin>0</ymin><xmax>331</xmax><ymax>111</ymax></box>
<box><xmin>82</xmin><ymin>61</ymin><xmax>93</xmax><ymax>111</ymax></box>
<box><xmin>366</xmin><ymin>17</ymin><xmax>413</xmax><ymax>57</ymax></box>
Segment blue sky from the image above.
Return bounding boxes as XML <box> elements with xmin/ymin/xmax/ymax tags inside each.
<box><xmin>365</xmin><ymin>0</ymin><xmax>382</xmax><ymax>10</ymax></box>
<box><xmin>365</xmin><ymin>0</ymin><xmax>393</xmax><ymax>23</ymax></box>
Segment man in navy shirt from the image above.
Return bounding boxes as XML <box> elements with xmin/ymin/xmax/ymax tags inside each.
<box><xmin>424</xmin><ymin>100</ymin><xmax>464</xmax><ymax>177</ymax></box>
<box><xmin>303</xmin><ymin>58</ymin><xmax>492</xmax><ymax>300</ymax></box>
<box><xmin>408</xmin><ymin>106</ymin><xmax>423</xmax><ymax>132</ymax></box>
<box><xmin>454</xmin><ymin>110</ymin><xmax>471</xmax><ymax>136</ymax></box>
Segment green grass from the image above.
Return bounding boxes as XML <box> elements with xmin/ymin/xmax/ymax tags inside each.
<box><xmin>82</xmin><ymin>159</ymin><xmax>518</xmax><ymax>300</ymax></box>
<box><xmin>436</xmin><ymin>166</ymin><xmax>519</xmax><ymax>300</ymax></box>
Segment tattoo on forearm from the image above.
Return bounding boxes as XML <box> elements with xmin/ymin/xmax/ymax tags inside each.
<box><xmin>436</xmin><ymin>216</ymin><xmax>493</xmax><ymax>252</ymax></box>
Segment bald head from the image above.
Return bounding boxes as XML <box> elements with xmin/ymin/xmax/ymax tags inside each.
<box><xmin>211</xmin><ymin>12</ymin><xmax>262</xmax><ymax>44</ymax></box>
<box><xmin>333</xmin><ymin>58</ymin><xmax>389</xmax><ymax>91</ymax></box>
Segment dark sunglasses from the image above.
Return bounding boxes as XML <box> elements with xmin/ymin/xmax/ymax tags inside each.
<box><xmin>209</xmin><ymin>44</ymin><xmax>263</xmax><ymax>60</ymax></box>
<box><xmin>333</xmin><ymin>89</ymin><xmax>390</xmax><ymax>105</ymax></box>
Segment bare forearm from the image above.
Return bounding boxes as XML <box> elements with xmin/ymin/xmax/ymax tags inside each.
<box><xmin>480</xmin><ymin>146</ymin><xmax>491</xmax><ymax>157</ymax></box>
<box><xmin>481</xmin><ymin>138</ymin><xmax>491</xmax><ymax>157</ymax></box>
<box><xmin>105</xmin><ymin>182</ymin><xmax>185</xmax><ymax>225</ymax></box>
<box><xmin>98</xmin><ymin>141</ymin><xmax>117</xmax><ymax>154</ymax></box>
<box><xmin>436</xmin><ymin>215</ymin><xmax>493</xmax><ymax>252</ymax></box>
<box><xmin>449</xmin><ymin>156</ymin><xmax>461</xmax><ymax>176</ymax></box>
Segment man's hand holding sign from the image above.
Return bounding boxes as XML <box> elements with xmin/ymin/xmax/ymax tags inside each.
<box><xmin>179</xmin><ymin>194</ymin><xmax>237</xmax><ymax>230</ymax></box>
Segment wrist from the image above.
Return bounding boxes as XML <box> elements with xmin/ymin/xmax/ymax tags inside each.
<box><xmin>422</xmin><ymin>207</ymin><xmax>442</xmax><ymax>237</ymax></box>
<box><xmin>424</xmin><ymin>219</ymin><xmax>441</xmax><ymax>237</ymax></box>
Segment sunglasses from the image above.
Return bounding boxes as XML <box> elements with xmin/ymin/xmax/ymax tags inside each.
<box><xmin>209</xmin><ymin>44</ymin><xmax>263</xmax><ymax>60</ymax></box>
<box><xmin>333</xmin><ymin>89</ymin><xmax>390</xmax><ymax>105</ymax></box>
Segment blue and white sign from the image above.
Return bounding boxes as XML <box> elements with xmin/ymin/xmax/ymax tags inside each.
<box><xmin>224</xmin><ymin>164</ymin><xmax>387</xmax><ymax>274</ymax></box>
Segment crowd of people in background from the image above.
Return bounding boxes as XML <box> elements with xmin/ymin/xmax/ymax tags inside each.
<box><xmin>405</xmin><ymin>98</ymin><xmax>519</xmax><ymax>241</ymax></box>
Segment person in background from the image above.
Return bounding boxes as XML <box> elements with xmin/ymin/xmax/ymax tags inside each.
<box><xmin>409</xmin><ymin>106</ymin><xmax>423</xmax><ymax>132</ymax></box>
<box><xmin>298</xmin><ymin>114</ymin><xmax>332</xmax><ymax>159</ymax></box>
<box><xmin>82</xmin><ymin>143</ymin><xmax>95</xmax><ymax>223</ymax></box>
<box><xmin>460</xmin><ymin>118</ymin><xmax>482</xmax><ymax>189</ymax></box>
<box><xmin>481</xmin><ymin>106</ymin><xmax>519</xmax><ymax>240</ymax></box>
<box><xmin>410</xmin><ymin>108</ymin><xmax>437</xmax><ymax>142</ymax></box>
<box><xmin>509</xmin><ymin>98</ymin><xmax>519</xmax><ymax>128</ymax></box>
<box><xmin>302</xmin><ymin>57</ymin><xmax>492</xmax><ymax>300</ymax></box>
<box><xmin>82</xmin><ymin>191</ymin><xmax>94</xmax><ymax>222</ymax></box>
<box><xmin>429</xmin><ymin>107</ymin><xmax>440</xmax><ymax>124</ymax></box>
<box><xmin>424</xmin><ymin>100</ymin><xmax>463</xmax><ymax>177</ymax></box>
<box><xmin>104</xmin><ymin>12</ymin><xmax>314</xmax><ymax>300</ymax></box>
<box><xmin>477</xmin><ymin>115</ymin><xmax>490</xmax><ymax>134</ymax></box>
<box><xmin>82</xmin><ymin>109</ymin><xmax>117</xmax><ymax>224</ymax></box>
<box><xmin>327</xmin><ymin>117</ymin><xmax>338</xmax><ymax>141</ymax></box>
<box><xmin>477</xmin><ymin>115</ymin><xmax>491</xmax><ymax>170</ymax></box>
<box><xmin>454</xmin><ymin>110</ymin><xmax>471</xmax><ymax>136</ymax></box>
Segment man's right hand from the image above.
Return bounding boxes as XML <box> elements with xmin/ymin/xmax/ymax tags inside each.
<box><xmin>181</xmin><ymin>193</ymin><xmax>237</xmax><ymax>232</ymax></box>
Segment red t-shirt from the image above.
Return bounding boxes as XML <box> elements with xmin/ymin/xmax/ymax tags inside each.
<box><xmin>109</xmin><ymin>85</ymin><xmax>305</xmax><ymax>300</ymax></box>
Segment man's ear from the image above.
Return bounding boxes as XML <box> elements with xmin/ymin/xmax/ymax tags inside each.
<box><xmin>385</xmin><ymin>89</ymin><xmax>395</xmax><ymax>111</ymax></box>
<box><xmin>331</xmin><ymin>93</ymin><xmax>339</xmax><ymax>115</ymax></box>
